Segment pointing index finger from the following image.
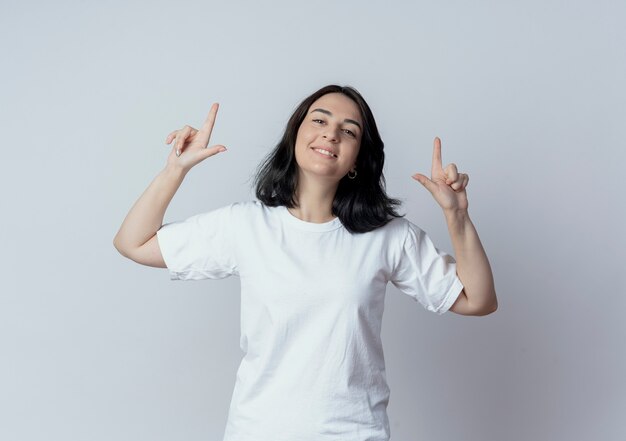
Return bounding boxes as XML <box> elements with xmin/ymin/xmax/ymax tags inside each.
<box><xmin>198</xmin><ymin>102</ymin><xmax>220</xmax><ymax>144</ymax></box>
<box><xmin>432</xmin><ymin>137</ymin><xmax>443</xmax><ymax>173</ymax></box>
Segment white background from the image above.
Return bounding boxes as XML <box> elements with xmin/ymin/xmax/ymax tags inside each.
<box><xmin>1</xmin><ymin>0</ymin><xmax>624</xmax><ymax>440</ymax></box>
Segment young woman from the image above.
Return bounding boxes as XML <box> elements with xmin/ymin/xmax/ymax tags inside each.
<box><xmin>113</xmin><ymin>84</ymin><xmax>497</xmax><ymax>441</ymax></box>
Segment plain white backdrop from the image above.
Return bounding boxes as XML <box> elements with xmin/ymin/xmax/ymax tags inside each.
<box><xmin>1</xmin><ymin>1</ymin><xmax>624</xmax><ymax>440</ymax></box>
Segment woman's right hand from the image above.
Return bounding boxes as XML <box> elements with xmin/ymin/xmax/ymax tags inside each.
<box><xmin>164</xmin><ymin>102</ymin><xmax>227</xmax><ymax>173</ymax></box>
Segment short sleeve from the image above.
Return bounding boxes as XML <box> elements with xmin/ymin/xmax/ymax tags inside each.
<box><xmin>390</xmin><ymin>220</ymin><xmax>464</xmax><ymax>315</ymax></box>
<box><xmin>156</xmin><ymin>203</ymin><xmax>239</xmax><ymax>280</ymax></box>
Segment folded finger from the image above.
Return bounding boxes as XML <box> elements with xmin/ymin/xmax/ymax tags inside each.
<box><xmin>165</xmin><ymin>130</ymin><xmax>179</xmax><ymax>144</ymax></box>
<box><xmin>175</xmin><ymin>126</ymin><xmax>194</xmax><ymax>156</ymax></box>
<box><xmin>444</xmin><ymin>163</ymin><xmax>459</xmax><ymax>183</ymax></box>
<box><xmin>455</xmin><ymin>174</ymin><xmax>469</xmax><ymax>191</ymax></box>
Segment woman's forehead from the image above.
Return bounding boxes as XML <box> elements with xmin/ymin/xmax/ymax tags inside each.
<box><xmin>309</xmin><ymin>93</ymin><xmax>361</xmax><ymax>121</ymax></box>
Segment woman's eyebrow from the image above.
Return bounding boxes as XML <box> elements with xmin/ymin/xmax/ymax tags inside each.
<box><xmin>310</xmin><ymin>108</ymin><xmax>362</xmax><ymax>131</ymax></box>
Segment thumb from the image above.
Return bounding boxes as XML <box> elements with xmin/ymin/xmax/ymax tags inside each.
<box><xmin>412</xmin><ymin>173</ymin><xmax>436</xmax><ymax>193</ymax></box>
<box><xmin>201</xmin><ymin>144</ymin><xmax>227</xmax><ymax>159</ymax></box>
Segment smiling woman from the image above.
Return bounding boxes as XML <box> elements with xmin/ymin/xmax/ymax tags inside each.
<box><xmin>114</xmin><ymin>83</ymin><xmax>495</xmax><ymax>441</ymax></box>
<box><xmin>253</xmin><ymin>84</ymin><xmax>404</xmax><ymax>231</ymax></box>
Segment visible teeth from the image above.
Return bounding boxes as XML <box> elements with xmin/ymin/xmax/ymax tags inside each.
<box><xmin>314</xmin><ymin>148</ymin><xmax>336</xmax><ymax>157</ymax></box>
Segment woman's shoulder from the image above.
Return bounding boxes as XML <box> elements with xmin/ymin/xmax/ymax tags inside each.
<box><xmin>230</xmin><ymin>199</ymin><xmax>261</xmax><ymax>209</ymax></box>
<box><xmin>230</xmin><ymin>199</ymin><xmax>267</xmax><ymax>211</ymax></box>
<box><xmin>193</xmin><ymin>200</ymin><xmax>262</xmax><ymax>221</ymax></box>
<box><xmin>363</xmin><ymin>214</ymin><xmax>410</xmax><ymax>239</ymax></box>
<box><xmin>229</xmin><ymin>199</ymin><xmax>276</xmax><ymax>217</ymax></box>
<box><xmin>371</xmin><ymin>215</ymin><xmax>433</xmax><ymax>247</ymax></box>
<box><xmin>387</xmin><ymin>215</ymin><xmax>421</xmax><ymax>231</ymax></box>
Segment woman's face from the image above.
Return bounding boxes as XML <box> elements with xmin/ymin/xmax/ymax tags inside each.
<box><xmin>293</xmin><ymin>92</ymin><xmax>363</xmax><ymax>183</ymax></box>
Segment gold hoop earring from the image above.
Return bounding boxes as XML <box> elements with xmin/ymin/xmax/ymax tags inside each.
<box><xmin>348</xmin><ymin>169</ymin><xmax>357</xmax><ymax>179</ymax></box>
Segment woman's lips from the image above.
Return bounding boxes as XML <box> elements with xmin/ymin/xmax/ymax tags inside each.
<box><xmin>311</xmin><ymin>147</ymin><xmax>337</xmax><ymax>159</ymax></box>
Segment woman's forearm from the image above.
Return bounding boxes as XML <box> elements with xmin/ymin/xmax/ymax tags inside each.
<box><xmin>444</xmin><ymin>209</ymin><xmax>498</xmax><ymax>313</ymax></box>
<box><xmin>113</xmin><ymin>165</ymin><xmax>187</xmax><ymax>254</ymax></box>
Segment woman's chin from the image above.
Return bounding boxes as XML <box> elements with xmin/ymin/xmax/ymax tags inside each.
<box><xmin>296</xmin><ymin>166</ymin><xmax>344</xmax><ymax>182</ymax></box>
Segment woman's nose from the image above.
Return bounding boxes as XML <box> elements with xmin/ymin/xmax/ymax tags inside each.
<box><xmin>323</xmin><ymin>128</ymin><xmax>339</xmax><ymax>142</ymax></box>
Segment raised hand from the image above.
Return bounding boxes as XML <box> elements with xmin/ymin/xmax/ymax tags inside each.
<box><xmin>165</xmin><ymin>103</ymin><xmax>227</xmax><ymax>172</ymax></box>
<box><xmin>411</xmin><ymin>137</ymin><xmax>469</xmax><ymax>213</ymax></box>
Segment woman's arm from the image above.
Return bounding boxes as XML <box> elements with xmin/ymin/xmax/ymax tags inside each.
<box><xmin>445</xmin><ymin>209</ymin><xmax>498</xmax><ymax>315</ymax></box>
<box><xmin>113</xmin><ymin>165</ymin><xmax>186</xmax><ymax>258</ymax></box>
<box><xmin>412</xmin><ymin>137</ymin><xmax>497</xmax><ymax>316</ymax></box>
<box><xmin>113</xmin><ymin>103</ymin><xmax>227</xmax><ymax>264</ymax></box>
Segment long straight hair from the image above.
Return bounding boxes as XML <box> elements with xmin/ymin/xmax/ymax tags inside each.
<box><xmin>253</xmin><ymin>84</ymin><xmax>404</xmax><ymax>234</ymax></box>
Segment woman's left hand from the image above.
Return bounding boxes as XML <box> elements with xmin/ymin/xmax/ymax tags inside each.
<box><xmin>412</xmin><ymin>137</ymin><xmax>469</xmax><ymax>213</ymax></box>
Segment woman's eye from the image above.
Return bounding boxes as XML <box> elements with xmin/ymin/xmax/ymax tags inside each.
<box><xmin>313</xmin><ymin>119</ymin><xmax>355</xmax><ymax>137</ymax></box>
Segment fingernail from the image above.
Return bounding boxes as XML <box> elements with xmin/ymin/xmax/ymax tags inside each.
<box><xmin>176</xmin><ymin>150</ymin><xmax>180</xmax><ymax>157</ymax></box>
<box><xmin>219</xmin><ymin>147</ymin><xmax>227</xmax><ymax>152</ymax></box>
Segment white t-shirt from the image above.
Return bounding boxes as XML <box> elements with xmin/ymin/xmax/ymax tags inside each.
<box><xmin>156</xmin><ymin>200</ymin><xmax>464</xmax><ymax>441</ymax></box>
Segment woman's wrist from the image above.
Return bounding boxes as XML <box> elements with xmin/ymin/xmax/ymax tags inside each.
<box><xmin>162</xmin><ymin>163</ymin><xmax>188</xmax><ymax>180</ymax></box>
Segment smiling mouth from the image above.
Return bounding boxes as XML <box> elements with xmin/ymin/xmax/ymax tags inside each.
<box><xmin>311</xmin><ymin>147</ymin><xmax>338</xmax><ymax>158</ymax></box>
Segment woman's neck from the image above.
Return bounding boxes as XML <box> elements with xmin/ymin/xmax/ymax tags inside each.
<box><xmin>289</xmin><ymin>175</ymin><xmax>338</xmax><ymax>223</ymax></box>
